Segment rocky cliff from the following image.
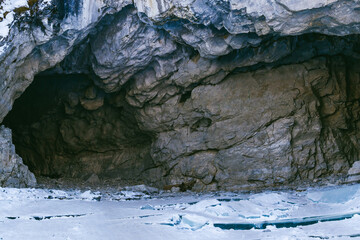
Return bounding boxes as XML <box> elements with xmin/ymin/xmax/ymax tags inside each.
<box><xmin>0</xmin><ymin>0</ymin><xmax>360</xmax><ymax>190</ymax></box>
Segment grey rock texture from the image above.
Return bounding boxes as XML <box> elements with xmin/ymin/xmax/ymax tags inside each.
<box><xmin>141</xmin><ymin>56</ymin><xmax>360</xmax><ymax>190</ymax></box>
<box><xmin>4</xmin><ymin>55</ymin><xmax>360</xmax><ymax>191</ymax></box>
<box><xmin>1</xmin><ymin>0</ymin><xmax>360</xmax><ymax>121</ymax></box>
<box><xmin>0</xmin><ymin>0</ymin><xmax>360</xmax><ymax>190</ymax></box>
<box><xmin>346</xmin><ymin>161</ymin><xmax>360</xmax><ymax>183</ymax></box>
<box><xmin>0</xmin><ymin>126</ymin><xmax>36</xmax><ymax>187</ymax></box>
<box><xmin>135</xmin><ymin>0</ymin><xmax>360</xmax><ymax>58</ymax></box>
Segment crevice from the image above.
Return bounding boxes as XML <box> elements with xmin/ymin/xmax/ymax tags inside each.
<box><xmin>214</xmin><ymin>212</ymin><xmax>360</xmax><ymax>230</ymax></box>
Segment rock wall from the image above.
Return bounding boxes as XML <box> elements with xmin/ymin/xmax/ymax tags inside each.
<box><xmin>146</xmin><ymin>56</ymin><xmax>360</xmax><ymax>190</ymax></box>
<box><xmin>3</xmin><ymin>55</ymin><xmax>360</xmax><ymax>191</ymax></box>
<box><xmin>0</xmin><ymin>126</ymin><xmax>36</xmax><ymax>187</ymax></box>
<box><xmin>3</xmin><ymin>74</ymin><xmax>156</xmax><ymax>185</ymax></box>
<box><xmin>0</xmin><ymin>0</ymin><xmax>360</xmax><ymax>190</ymax></box>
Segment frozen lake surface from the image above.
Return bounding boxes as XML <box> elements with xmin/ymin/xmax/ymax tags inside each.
<box><xmin>1</xmin><ymin>184</ymin><xmax>360</xmax><ymax>239</ymax></box>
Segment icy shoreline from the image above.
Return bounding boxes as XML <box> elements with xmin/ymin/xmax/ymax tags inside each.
<box><xmin>1</xmin><ymin>184</ymin><xmax>360</xmax><ymax>239</ymax></box>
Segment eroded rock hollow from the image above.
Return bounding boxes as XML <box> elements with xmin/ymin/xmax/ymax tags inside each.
<box><xmin>3</xmin><ymin>74</ymin><xmax>156</xmax><ymax>185</ymax></box>
<box><xmin>4</xmin><ymin>54</ymin><xmax>360</xmax><ymax>191</ymax></box>
<box><xmin>0</xmin><ymin>0</ymin><xmax>360</xmax><ymax>190</ymax></box>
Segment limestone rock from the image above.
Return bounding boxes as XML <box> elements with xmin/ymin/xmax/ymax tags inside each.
<box><xmin>347</xmin><ymin>175</ymin><xmax>360</xmax><ymax>183</ymax></box>
<box><xmin>0</xmin><ymin>126</ymin><xmax>36</xmax><ymax>187</ymax></box>
<box><xmin>1</xmin><ymin>0</ymin><xmax>360</xmax><ymax>121</ymax></box>
<box><xmin>86</xmin><ymin>174</ymin><xmax>100</xmax><ymax>185</ymax></box>
<box><xmin>348</xmin><ymin>161</ymin><xmax>360</xmax><ymax>176</ymax></box>
<box><xmin>3</xmin><ymin>55</ymin><xmax>360</xmax><ymax>191</ymax></box>
<box><xmin>346</xmin><ymin>161</ymin><xmax>360</xmax><ymax>183</ymax></box>
<box><xmin>0</xmin><ymin>0</ymin><xmax>360</xmax><ymax>191</ymax></box>
<box><xmin>80</xmin><ymin>96</ymin><xmax>104</xmax><ymax>111</ymax></box>
<box><xmin>84</xmin><ymin>86</ymin><xmax>97</xmax><ymax>100</ymax></box>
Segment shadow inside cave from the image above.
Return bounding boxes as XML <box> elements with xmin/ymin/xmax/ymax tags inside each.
<box><xmin>2</xmin><ymin>73</ymin><xmax>157</xmax><ymax>186</ymax></box>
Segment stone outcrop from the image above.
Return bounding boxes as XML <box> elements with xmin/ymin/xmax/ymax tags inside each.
<box><xmin>3</xmin><ymin>55</ymin><xmax>360</xmax><ymax>191</ymax></box>
<box><xmin>0</xmin><ymin>0</ymin><xmax>360</xmax><ymax>190</ymax></box>
<box><xmin>0</xmin><ymin>126</ymin><xmax>36</xmax><ymax>187</ymax></box>
<box><xmin>346</xmin><ymin>161</ymin><xmax>360</xmax><ymax>183</ymax></box>
<box><xmin>3</xmin><ymin>74</ymin><xmax>155</xmax><ymax>185</ymax></box>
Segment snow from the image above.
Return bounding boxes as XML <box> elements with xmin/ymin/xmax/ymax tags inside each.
<box><xmin>0</xmin><ymin>0</ymin><xmax>27</xmax><ymax>38</ymax></box>
<box><xmin>62</xmin><ymin>0</ymin><xmax>104</xmax><ymax>31</ymax></box>
<box><xmin>0</xmin><ymin>0</ymin><xmax>52</xmax><ymax>55</ymax></box>
<box><xmin>0</xmin><ymin>0</ymin><xmax>27</xmax><ymax>37</ymax></box>
<box><xmin>1</xmin><ymin>184</ymin><xmax>360</xmax><ymax>239</ymax></box>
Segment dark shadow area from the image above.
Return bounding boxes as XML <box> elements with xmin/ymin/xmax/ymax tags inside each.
<box><xmin>3</xmin><ymin>74</ymin><xmax>155</xmax><ymax>184</ymax></box>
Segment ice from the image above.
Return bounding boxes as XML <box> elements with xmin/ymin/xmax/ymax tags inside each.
<box><xmin>79</xmin><ymin>190</ymin><xmax>101</xmax><ymax>201</ymax></box>
<box><xmin>124</xmin><ymin>184</ymin><xmax>160</xmax><ymax>194</ymax></box>
<box><xmin>172</xmin><ymin>214</ymin><xmax>210</xmax><ymax>231</ymax></box>
<box><xmin>307</xmin><ymin>184</ymin><xmax>360</xmax><ymax>203</ymax></box>
<box><xmin>1</xmin><ymin>184</ymin><xmax>360</xmax><ymax>239</ymax></box>
<box><xmin>116</xmin><ymin>190</ymin><xmax>149</xmax><ymax>200</ymax></box>
<box><xmin>141</xmin><ymin>204</ymin><xmax>155</xmax><ymax>210</ymax></box>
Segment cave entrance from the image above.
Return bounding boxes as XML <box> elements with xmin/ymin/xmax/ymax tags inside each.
<box><xmin>3</xmin><ymin>73</ymin><xmax>155</xmax><ymax>186</ymax></box>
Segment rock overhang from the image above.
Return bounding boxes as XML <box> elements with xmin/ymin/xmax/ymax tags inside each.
<box><xmin>0</xmin><ymin>0</ymin><xmax>360</xmax><ymax>190</ymax></box>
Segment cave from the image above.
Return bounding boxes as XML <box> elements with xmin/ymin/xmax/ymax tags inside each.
<box><xmin>3</xmin><ymin>0</ymin><xmax>360</xmax><ymax>238</ymax></box>
<box><xmin>2</xmin><ymin>73</ymin><xmax>157</xmax><ymax>186</ymax></box>
<box><xmin>3</xmin><ymin>52</ymin><xmax>360</xmax><ymax>191</ymax></box>
<box><xmin>1</xmin><ymin>0</ymin><xmax>360</xmax><ymax>191</ymax></box>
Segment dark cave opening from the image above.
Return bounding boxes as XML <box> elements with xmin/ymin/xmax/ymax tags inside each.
<box><xmin>3</xmin><ymin>73</ymin><xmax>156</xmax><ymax>185</ymax></box>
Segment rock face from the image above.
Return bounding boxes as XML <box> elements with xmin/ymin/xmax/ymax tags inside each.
<box><xmin>0</xmin><ymin>126</ymin><xmax>36</xmax><ymax>187</ymax></box>
<box><xmin>0</xmin><ymin>0</ymin><xmax>360</xmax><ymax>190</ymax></box>
<box><xmin>347</xmin><ymin>161</ymin><xmax>360</xmax><ymax>183</ymax></box>
<box><xmin>3</xmin><ymin>74</ymin><xmax>155</xmax><ymax>185</ymax></box>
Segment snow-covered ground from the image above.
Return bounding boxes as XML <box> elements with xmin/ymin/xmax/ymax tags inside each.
<box><xmin>1</xmin><ymin>184</ymin><xmax>360</xmax><ymax>239</ymax></box>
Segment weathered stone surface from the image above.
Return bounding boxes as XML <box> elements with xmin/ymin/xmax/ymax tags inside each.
<box><xmin>0</xmin><ymin>0</ymin><xmax>360</xmax><ymax>190</ymax></box>
<box><xmin>348</xmin><ymin>161</ymin><xmax>360</xmax><ymax>176</ymax></box>
<box><xmin>3</xmin><ymin>55</ymin><xmax>360</xmax><ymax>191</ymax></box>
<box><xmin>346</xmin><ymin>161</ymin><xmax>360</xmax><ymax>183</ymax></box>
<box><xmin>0</xmin><ymin>126</ymin><xmax>36</xmax><ymax>187</ymax></box>
<box><xmin>1</xmin><ymin>0</ymin><xmax>360</xmax><ymax>121</ymax></box>
<box><xmin>80</xmin><ymin>96</ymin><xmax>104</xmax><ymax>111</ymax></box>
<box><xmin>346</xmin><ymin>175</ymin><xmax>360</xmax><ymax>183</ymax></box>
<box><xmin>136</xmin><ymin>56</ymin><xmax>360</xmax><ymax>190</ymax></box>
<box><xmin>86</xmin><ymin>174</ymin><xmax>100</xmax><ymax>185</ymax></box>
